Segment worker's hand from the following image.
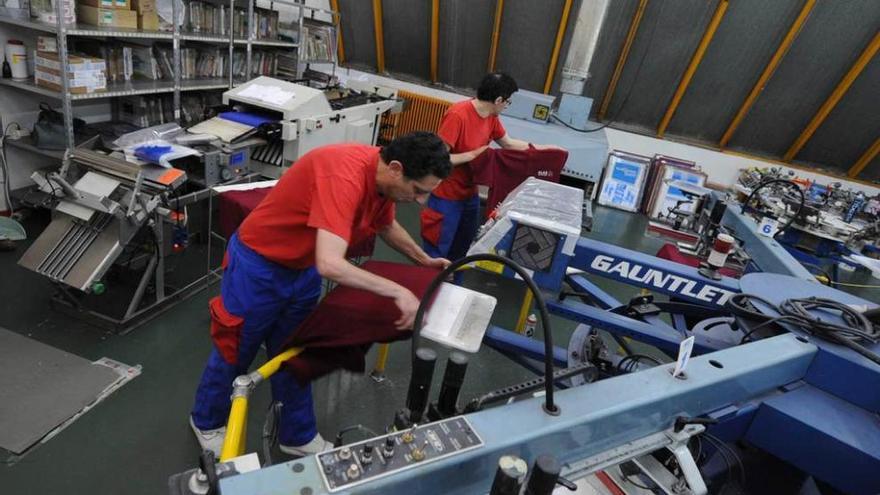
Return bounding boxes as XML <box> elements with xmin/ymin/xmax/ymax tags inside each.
<box><xmin>533</xmin><ymin>143</ymin><xmax>566</xmax><ymax>152</ymax></box>
<box><xmin>393</xmin><ymin>288</ymin><xmax>421</xmax><ymax>331</ymax></box>
<box><xmin>420</xmin><ymin>256</ymin><xmax>451</xmax><ymax>270</ymax></box>
<box><xmin>467</xmin><ymin>145</ymin><xmax>490</xmax><ymax>161</ymax></box>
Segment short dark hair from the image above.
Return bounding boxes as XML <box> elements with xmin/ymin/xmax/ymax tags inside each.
<box><xmin>476</xmin><ymin>72</ymin><xmax>518</xmax><ymax>102</ymax></box>
<box><xmin>381</xmin><ymin>131</ymin><xmax>451</xmax><ymax>180</ymax></box>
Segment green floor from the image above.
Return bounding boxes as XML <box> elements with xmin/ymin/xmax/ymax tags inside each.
<box><xmin>0</xmin><ymin>202</ymin><xmax>875</xmax><ymax>494</ymax></box>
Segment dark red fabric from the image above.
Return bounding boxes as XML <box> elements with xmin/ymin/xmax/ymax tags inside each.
<box><xmin>208</xmin><ymin>296</ymin><xmax>244</xmax><ymax>365</ymax></box>
<box><xmin>217</xmin><ymin>187</ymin><xmax>377</xmax><ymax>259</ymax></box>
<box><xmin>656</xmin><ymin>243</ymin><xmax>740</xmax><ymax>278</ymax></box>
<box><xmin>470</xmin><ymin>145</ymin><xmax>569</xmax><ymax>215</ymax></box>
<box><xmin>282</xmin><ymin>261</ymin><xmax>441</xmax><ymax>384</ymax></box>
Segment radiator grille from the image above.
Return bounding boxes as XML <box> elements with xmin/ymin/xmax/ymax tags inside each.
<box><xmin>379</xmin><ymin>90</ymin><xmax>453</xmax><ymax>143</ymax></box>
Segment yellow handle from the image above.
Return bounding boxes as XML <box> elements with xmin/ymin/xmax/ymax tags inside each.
<box><xmin>219</xmin><ymin>347</ymin><xmax>304</xmax><ymax>461</ymax></box>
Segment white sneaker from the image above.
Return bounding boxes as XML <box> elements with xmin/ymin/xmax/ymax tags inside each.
<box><xmin>189</xmin><ymin>415</ymin><xmax>226</xmax><ymax>457</ymax></box>
<box><xmin>279</xmin><ymin>433</ymin><xmax>333</xmax><ymax>457</ymax></box>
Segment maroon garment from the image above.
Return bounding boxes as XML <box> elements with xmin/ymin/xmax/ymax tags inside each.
<box><xmin>217</xmin><ymin>187</ymin><xmax>376</xmax><ymax>258</ymax></box>
<box><xmin>470</xmin><ymin>145</ymin><xmax>569</xmax><ymax>215</ymax></box>
<box><xmin>282</xmin><ymin>261</ymin><xmax>441</xmax><ymax>384</ymax></box>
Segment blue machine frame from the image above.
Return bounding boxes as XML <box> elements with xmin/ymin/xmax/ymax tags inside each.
<box><xmin>216</xmin><ymin>190</ymin><xmax>880</xmax><ymax>495</ymax></box>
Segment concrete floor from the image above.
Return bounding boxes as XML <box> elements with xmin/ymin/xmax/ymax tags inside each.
<box><xmin>0</xmin><ymin>199</ymin><xmax>875</xmax><ymax>494</ymax></box>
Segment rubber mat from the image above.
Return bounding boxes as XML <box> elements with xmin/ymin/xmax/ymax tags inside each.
<box><xmin>0</xmin><ymin>327</ymin><xmax>136</xmax><ymax>454</ymax></box>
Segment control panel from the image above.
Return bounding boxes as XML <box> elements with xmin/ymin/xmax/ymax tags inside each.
<box><xmin>317</xmin><ymin>416</ymin><xmax>483</xmax><ymax>492</ymax></box>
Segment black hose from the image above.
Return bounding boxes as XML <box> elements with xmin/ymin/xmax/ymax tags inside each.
<box><xmin>411</xmin><ymin>253</ymin><xmax>560</xmax><ymax>415</ymax></box>
<box><xmin>740</xmin><ymin>179</ymin><xmax>805</xmax><ymax>240</ymax></box>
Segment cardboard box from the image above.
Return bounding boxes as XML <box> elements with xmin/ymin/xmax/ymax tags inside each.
<box><xmin>77</xmin><ymin>4</ymin><xmax>137</xmax><ymax>28</ymax></box>
<box><xmin>35</xmin><ymin>51</ymin><xmax>107</xmax><ymax>73</ymax></box>
<box><xmin>37</xmin><ymin>36</ymin><xmax>57</xmax><ymax>53</ymax></box>
<box><xmin>34</xmin><ymin>51</ymin><xmax>107</xmax><ymax>94</ymax></box>
<box><xmin>77</xmin><ymin>0</ymin><xmax>130</xmax><ymax>10</ymax></box>
<box><xmin>36</xmin><ymin>68</ymin><xmax>107</xmax><ymax>94</ymax></box>
<box><xmin>130</xmin><ymin>0</ymin><xmax>154</xmax><ymax>14</ymax></box>
<box><xmin>138</xmin><ymin>11</ymin><xmax>158</xmax><ymax>30</ymax></box>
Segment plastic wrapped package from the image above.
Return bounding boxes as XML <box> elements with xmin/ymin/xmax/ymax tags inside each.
<box><xmin>469</xmin><ymin>177</ymin><xmax>583</xmax><ymax>258</ymax></box>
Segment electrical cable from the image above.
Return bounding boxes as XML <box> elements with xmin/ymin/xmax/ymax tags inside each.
<box><xmin>411</xmin><ymin>253</ymin><xmax>560</xmax><ymax>415</ymax></box>
<box><xmin>740</xmin><ymin>179</ymin><xmax>805</xmax><ymax>240</ymax></box>
<box><xmin>704</xmin><ymin>434</ymin><xmax>746</xmax><ymax>488</ymax></box>
<box><xmin>727</xmin><ymin>294</ymin><xmax>880</xmax><ymax>365</ymax></box>
<box><xmin>617</xmin><ymin>353</ymin><xmax>662</xmax><ymax>373</ymax></box>
<box><xmin>549</xmin><ymin>114</ymin><xmax>610</xmax><ymax>133</ymax></box>
<box><xmin>333</xmin><ymin>424</ymin><xmax>380</xmax><ymax>447</ymax></box>
<box><xmin>700</xmin><ymin>434</ymin><xmax>736</xmax><ymax>489</ymax></box>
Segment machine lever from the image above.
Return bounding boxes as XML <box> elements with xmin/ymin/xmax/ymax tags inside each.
<box><xmin>556</xmin><ymin>476</ymin><xmax>577</xmax><ymax>491</ymax></box>
<box><xmin>673</xmin><ymin>416</ymin><xmax>719</xmax><ymax>433</ymax></box>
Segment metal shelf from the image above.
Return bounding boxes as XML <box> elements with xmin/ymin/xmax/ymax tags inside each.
<box><xmin>180</xmin><ymin>32</ymin><xmax>298</xmax><ymax>48</ymax></box>
<box><xmin>68</xmin><ymin>25</ymin><xmax>173</xmax><ymax>39</ymax></box>
<box><xmin>0</xmin><ymin>78</ymin><xmax>63</xmax><ymax>99</ymax></box>
<box><xmin>179</xmin><ymin>78</ymin><xmax>234</xmax><ymax>91</ymax></box>
<box><xmin>0</xmin><ymin>15</ymin><xmax>57</xmax><ymax>33</ymax></box>
<box><xmin>0</xmin><ymin>16</ymin><xmax>174</xmax><ymax>39</ymax></box>
<box><xmin>6</xmin><ymin>135</ymin><xmax>64</xmax><ymax>160</ymax></box>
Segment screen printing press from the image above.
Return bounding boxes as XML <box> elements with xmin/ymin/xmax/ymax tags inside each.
<box><xmin>171</xmin><ymin>179</ymin><xmax>880</xmax><ymax>495</ymax></box>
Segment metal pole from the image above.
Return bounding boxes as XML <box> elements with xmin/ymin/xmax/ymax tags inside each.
<box><xmin>372</xmin><ymin>0</ymin><xmax>385</xmax><ymax>73</ymax></box>
<box><xmin>246</xmin><ymin>0</ymin><xmax>254</xmax><ymax>77</ymax></box>
<box><xmin>542</xmin><ymin>0</ymin><xmax>573</xmax><ymax>94</ymax></box>
<box><xmin>173</xmin><ymin>0</ymin><xmax>181</xmax><ymax>121</ymax></box>
<box><xmin>430</xmin><ymin>0</ymin><xmax>439</xmax><ymax>83</ymax></box>
<box><xmin>228</xmin><ymin>0</ymin><xmax>235</xmax><ymax>88</ymax></box>
<box><xmin>126</xmin><ymin>252</ymin><xmax>158</xmax><ymax>318</ymax></box>
<box><xmin>330</xmin><ymin>0</ymin><xmax>345</xmax><ymax>64</ymax></box>
<box><xmin>657</xmin><ymin>0</ymin><xmax>729</xmax><ymax>138</ymax></box>
<box><xmin>56</xmin><ymin>0</ymin><xmax>74</xmax><ymax>150</ymax></box>
<box><xmin>487</xmin><ymin>0</ymin><xmax>504</xmax><ymax>72</ymax></box>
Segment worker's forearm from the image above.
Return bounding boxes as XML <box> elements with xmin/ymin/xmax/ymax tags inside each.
<box><xmin>450</xmin><ymin>151</ymin><xmax>474</xmax><ymax>166</ymax></box>
<box><xmin>380</xmin><ymin>222</ymin><xmax>430</xmax><ymax>265</ymax></box>
<box><xmin>500</xmin><ymin>137</ymin><xmax>530</xmax><ymax>151</ymax></box>
<box><xmin>320</xmin><ymin>257</ymin><xmax>408</xmax><ymax>299</ymax></box>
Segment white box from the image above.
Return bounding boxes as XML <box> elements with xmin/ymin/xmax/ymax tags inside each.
<box><xmin>422</xmin><ymin>283</ymin><xmax>497</xmax><ymax>353</ymax></box>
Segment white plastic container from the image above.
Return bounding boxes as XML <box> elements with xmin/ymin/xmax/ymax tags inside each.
<box><xmin>421</xmin><ymin>282</ymin><xmax>497</xmax><ymax>353</ymax></box>
<box><xmin>5</xmin><ymin>40</ymin><xmax>28</xmax><ymax>80</ymax></box>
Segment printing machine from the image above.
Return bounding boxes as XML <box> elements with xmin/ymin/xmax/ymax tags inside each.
<box><xmin>18</xmin><ymin>141</ymin><xmax>195</xmax><ymax>331</ymax></box>
<box><xmin>218</xmin><ymin>77</ymin><xmax>400</xmax><ymax>178</ymax></box>
<box><xmin>171</xmin><ymin>179</ymin><xmax>880</xmax><ymax>495</ymax></box>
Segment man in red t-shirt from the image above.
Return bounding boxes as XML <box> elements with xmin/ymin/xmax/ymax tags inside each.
<box><xmin>191</xmin><ymin>132</ymin><xmax>451</xmax><ymax>457</ymax></box>
<box><xmin>420</xmin><ymin>72</ymin><xmax>564</xmax><ymax>260</ymax></box>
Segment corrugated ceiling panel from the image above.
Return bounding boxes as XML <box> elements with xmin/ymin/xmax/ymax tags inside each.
<box><xmin>383</xmin><ymin>0</ymin><xmax>431</xmax><ymax>80</ymax></box>
<box><xmin>664</xmin><ymin>0</ymin><xmax>803</xmax><ymax>142</ymax></box>
<box><xmin>584</xmin><ymin>0</ymin><xmax>640</xmax><ymax>113</ymax></box>
<box><xmin>438</xmin><ymin>0</ymin><xmax>495</xmax><ymax>89</ymax></box>
<box><xmin>726</xmin><ymin>0</ymin><xmax>880</xmax><ymax>157</ymax></box>
<box><xmin>602</xmin><ymin>0</ymin><xmax>718</xmax><ymax>128</ymax></box>
<box><xmin>495</xmin><ymin>0</ymin><xmax>573</xmax><ymax>93</ymax></box>
<box><xmin>794</xmin><ymin>56</ymin><xmax>880</xmax><ymax>175</ymax></box>
<box><xmin>338</xmin><ymin>0</ymin><xmax>377</xmax><ymax>70</ymax></box>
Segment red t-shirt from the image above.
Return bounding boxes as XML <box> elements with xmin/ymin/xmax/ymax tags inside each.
<box><xmin>433</xmin><ymin>99</ymin><xmax>506</xmax><ymax>200</ymax></box>
<box><xmin>237</xmin><ymin>144</ymin><xmax>395</xmax><ymax>269</ymax></box>
<box><xmin>471</xmin><ymin>145</ymin><xmax>569</xmax><ymax>215</ymax></box>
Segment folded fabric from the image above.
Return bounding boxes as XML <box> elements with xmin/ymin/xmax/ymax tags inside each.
<box><xmin>282</xmin><ymin>261</ymin><xmax>441</xmax><ymax>384</ymax></box>
<box><xmin>471</xmin><ymin>145</ymin><xmax>569</xmax><ymax>216</ymax></box>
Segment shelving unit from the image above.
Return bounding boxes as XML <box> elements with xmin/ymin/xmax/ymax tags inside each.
<box><xmin>0</xmin><ymin>0</ymin><xmax>328</xmax><ymax>150</ymax></box>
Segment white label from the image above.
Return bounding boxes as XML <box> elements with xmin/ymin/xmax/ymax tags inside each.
<box><xmin>673</xmin><ymin>336</ymin><xmax>695</xmax><ymax>378</ymax></box>
<box><xmin>758</xmin><ymin>217</ymin><xmax>778</xmax><ymax>237</ymax></box>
